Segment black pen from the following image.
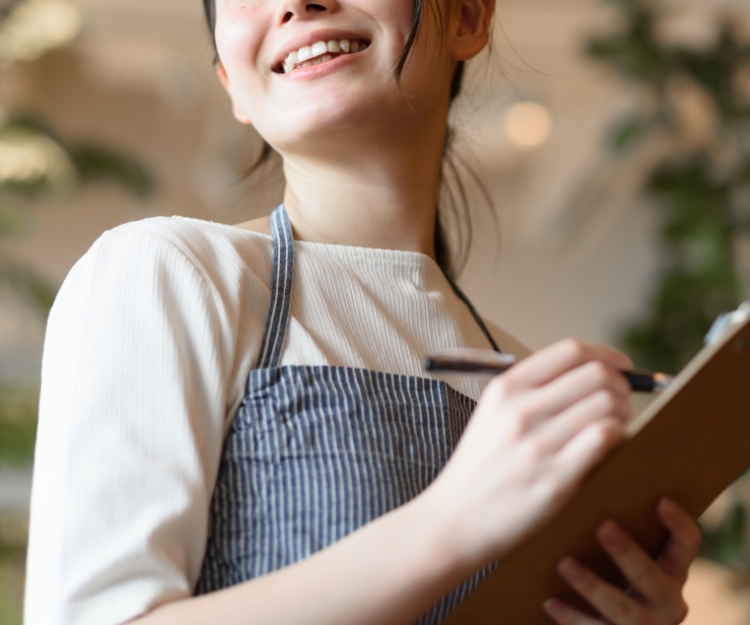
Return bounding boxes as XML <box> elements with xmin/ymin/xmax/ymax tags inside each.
<box><xmin>424</xmin><ymin>349</ymin><xmax>673</xmax><ymax>393</ymax></box>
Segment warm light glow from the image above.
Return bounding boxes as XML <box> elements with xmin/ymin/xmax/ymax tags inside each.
<box><xmin>504</xmin><ymin>101</ymin><xmax>553</xmax><ymax>149</ymax></box>
<box><xmin>0</xmin><ymin>130</ymin><xmax>76</xmax><ymax>187</ymax></box>
<box><xmin>0</xmin><ymin>0</ymin><xmax>82</xmax><ymax>64</ymax></box>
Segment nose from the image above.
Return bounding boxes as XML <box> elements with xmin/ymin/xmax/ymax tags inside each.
<box><xmin>275</xmin><ymin>0</ymin><xmax>339</xmax><ymax>25</ymax></box>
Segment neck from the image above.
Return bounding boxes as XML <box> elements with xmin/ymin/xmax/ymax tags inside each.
<box><xmin>279</xmin><ymin>111</ymin><xmax>448</xmax><ymax>261</ymax></box>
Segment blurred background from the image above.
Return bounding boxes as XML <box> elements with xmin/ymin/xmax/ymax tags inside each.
<box><xmin>2</xmin><ymin>0</ymin><xmax>750</xmax><ymax>622</ymax></box>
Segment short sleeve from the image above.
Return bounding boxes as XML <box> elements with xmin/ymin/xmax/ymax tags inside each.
<box><xmin>25</xmin><ymin>227</ymin><xmax>235</xmax><ymax>625</ymax></box>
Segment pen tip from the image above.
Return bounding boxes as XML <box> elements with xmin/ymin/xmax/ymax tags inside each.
<box><xmin>654</xmin><ymin>373</ymin><xmax>673</xmax><ymax>390</ymax></box>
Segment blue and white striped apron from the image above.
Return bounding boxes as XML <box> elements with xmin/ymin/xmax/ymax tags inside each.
<box><xmin>195</xmin><ymin>205</ymin><xmax>499</xmax><ymax>623</ymax></box>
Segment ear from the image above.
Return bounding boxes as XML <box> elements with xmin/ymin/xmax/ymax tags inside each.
<box><xmin>449</xmin><ymin>0</ymin><xmax>494</xmax><ymax>62</ymax></box>
<box><xmin>216</xmin><ymin>62</ymin><xmax>253</xmax><ymax>125</ymax></box>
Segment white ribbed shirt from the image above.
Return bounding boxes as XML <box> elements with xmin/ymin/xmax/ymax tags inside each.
<box><xmin>25</xmin><ymin>216</ymin><xmax>528</xmax><ymax>625</ymax></box>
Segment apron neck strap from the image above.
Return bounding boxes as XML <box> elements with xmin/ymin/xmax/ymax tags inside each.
<box><xmin>257</xmin><ymin>204</ymin><xmax>295</xmax><ymax>369</ymax></box>
<box><xmin>445</xmin><ymin>278</ymin><xmax>501</xmax><ymax>353</ymax></box>
<box><xmin>257</xmin><ymin>203</ymin><xmax>501</xmax><ymax>368</ymax></box>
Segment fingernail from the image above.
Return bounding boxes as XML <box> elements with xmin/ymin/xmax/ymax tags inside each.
<box><xmin>598</xmin><ymin>519</ymin><xmax>624</xmax><ymax>547</ymax></box>
<box><xmin>659</xmin><ymin>497</ymin><xmax>679</xmax><ymax>518</ymax></box>
<box><xmin>559</xmin><ymin>557</ymin><xmax>584</xmax><ymax>581</ymax></box>
<box><xmin>543</xmin><ymin>598</ymin><xmax>564</xmax><ymax>617</ymax></box>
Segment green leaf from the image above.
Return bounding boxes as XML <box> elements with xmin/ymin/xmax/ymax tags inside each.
<box><xmin>0</xmin><ymin>385</ymin><xmax>38</xmax><ymax>467</ymax></box>
<box><xmin>0</xmin><ymin>589</ymin><xmax>22</xmax><ymax>625</ymax></box>
<box><xmin>0</xmin><ymin>260</ymin><xmax>57</xmax><ymax>315</ymax></box>
<box><xmin>68</xmin><ymin>145</ymin><xmax>155</xmax><ymax>199</ymax></box>
<box><xmin>0</xmin><ymin>197</ymin><xmax>30</xmax><ymax>236</ymax></box>
<box><xmin>2</xmin><ymin>114</ymin><xmax>59</xmax><ymax>140</ymax></box>
<box><xmin>602</xmin><ymin>0</ymin><xmax>640</xmax><ymax>14</ymax></box>
<box><xmin>0</xmin><ymin>420</ymin><xmax>35</xmax><ymax>466</ymax></box>
<box><xmin>588</xmin><ymin>10</ymin><xmax>662</xmax><ymax>79</ymax></box>
<box><xmin>0</xmin><ymin>178</ymin><xmax>53</xmax><ymax>199</ymax></box>
<box><xmin>607</xmin><ymin>115</ymin><xmax>650</xmax><ymax>152</ymax></box>
<box><xmin>2</xmin><ymin>114</ymin><xmax>155</xmax><ymax>199</ymax></box>
<box><xmin>700</xmin><ymin>504</ymin><xmax>747</xmax><ymax>566</ymax></box>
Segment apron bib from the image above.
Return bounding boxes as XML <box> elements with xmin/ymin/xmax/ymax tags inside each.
<box><xmin>195</xmin><ymin>206</ymin><xmax>498</xmax><ymax>623</ymax></box>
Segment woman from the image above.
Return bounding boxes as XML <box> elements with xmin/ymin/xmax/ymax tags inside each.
<box><xmin>24</xmin><ymin>0</ymin><xmax>701</xmax><ymax>623</ymax></box>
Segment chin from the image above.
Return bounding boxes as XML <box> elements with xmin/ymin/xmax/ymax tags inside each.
<box><xmin>262</xmin><ymin>89</ymin><xmax>410</xmax><ymax>151</ymax></box>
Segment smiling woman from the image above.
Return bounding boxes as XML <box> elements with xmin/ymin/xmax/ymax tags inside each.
<box><xmin>203</xmin><ymin>0</ymin><xmax>470</xmax><ymax>277</ymax></box>
<box><xmin>22</xmin><ymin>0</ymin><xmax>702</xmax><ymax>624</ymax></box>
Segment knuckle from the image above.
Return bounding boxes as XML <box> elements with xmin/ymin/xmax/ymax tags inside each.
<box><xmin>595</xmin><ymin>390</ymin><xmax>619</xmax><ymax>414</ymax></box>
<box><xmin>527</xmin><ymin>438</ymin><xmax>547</xmax><ymax>462</ymax></box>
<box><xmin>486</xmin><ymin>376</ymin><xmax>512</xmax><ymax>401</ymax></box>
<box><xmin>630</xmin><ymin>564</ymin><xmax>657</xmax><ymax>590</ymax></box>
<box><xmin>674</xmin><ymin>598</ymin><xmax>689</xmax><ymax>623</ymax></box>
<box><xmin>562</xmin><ymin>338</ymin><xmax>587</xmax><ymax>360</ymax></box>
<box><xmin>589</xmin><ymin>361</ymin><xmax>610</xmax><ymax>381</ymax></box>
<box><xmin>609</xmin><ymin>593</ymin><xmax>638</xmax><ymax>621</ymax></box>
<box><xmin>518</xmin><ymin>438</ymin><xmax>546</xmax><ymax>465</ymax></box>
<box><xmin>511</xmin><ymin>404</ymin><xmax>537</xmax><ymax>434</ymax></box>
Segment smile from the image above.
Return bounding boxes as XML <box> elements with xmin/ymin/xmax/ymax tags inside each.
<box><xmin>275</xmin><ymin>39</ymin><xmax>370</xmax><ymax>74</ymax></box>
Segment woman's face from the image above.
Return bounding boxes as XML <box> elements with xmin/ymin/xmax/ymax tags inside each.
<box><xmin>214</xmin><ymin>0</ymin><xmax>472</xmax><ymax>155</ymax></box>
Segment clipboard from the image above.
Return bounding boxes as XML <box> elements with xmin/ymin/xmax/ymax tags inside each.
<box><xmin>443</xmin><ymin>303</ymin><xmax>750</xmax><ymax>624</ymax></box>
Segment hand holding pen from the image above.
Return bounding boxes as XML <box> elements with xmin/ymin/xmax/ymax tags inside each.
<box><xmin>423</xmin><ymin>339</ymin><xmax>695</xmax><ymax>625</ymax></box>
<box><xmin>425</xmin><ymin>348</ymin><xmax>672</xmax><ymax>393</ymax></box>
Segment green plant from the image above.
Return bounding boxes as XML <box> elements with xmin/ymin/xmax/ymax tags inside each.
<box><xmin>0</xmin><ymin>386</ymin><xmax>37</xmax><ymax>467</ymax></box>
<box><xmin>589</xmin><ymin>0</ymin><xmax>750</xmax><ymax>570</ymax></box>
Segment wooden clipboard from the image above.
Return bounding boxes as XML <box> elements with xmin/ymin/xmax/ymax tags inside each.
<box><xmin>444</xmin><ymin>305</ymin><xmax>750</xmax><ymax>624</ymax></box>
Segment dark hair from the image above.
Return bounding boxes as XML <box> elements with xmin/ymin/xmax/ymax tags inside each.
<box><xmin>202</xmin><ymin>0</ymin><xmax>477</xmax><ymax>278</ymax></box>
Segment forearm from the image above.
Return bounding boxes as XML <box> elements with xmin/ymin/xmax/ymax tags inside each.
<box><xmin>132</xmin><ymin>492</ymin><xmax>472</xmax><ymax>625</ymax></box>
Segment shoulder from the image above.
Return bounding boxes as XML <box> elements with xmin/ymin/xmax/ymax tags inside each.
<box><xmin>90</xmin><ymin>216</ymin><xmax>272</xmax><ymax>278</ymax></box>
<box><xmin>482</xmin><ymin>318</ymin><xmax>533</xmax><ymax>360</ymax></box>
<box><xmin>63</xmin><ymin>216</ymin><xmax>274</xmax><ymax>306</ymax></box>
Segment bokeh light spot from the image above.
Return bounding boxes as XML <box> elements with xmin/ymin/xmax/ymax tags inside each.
<box><xmin>504</xmin><ymin>101</ymin><xmax>553</xmax><ymax>149</ymax></box>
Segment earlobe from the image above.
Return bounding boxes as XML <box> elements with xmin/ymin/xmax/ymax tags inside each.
<box><xmin>451</xmin><ymin>0</ymin><xmax>494</xmax><ymax>61</ymax></box>
<box><xmin>216</xmin><ymin>62</ymin><xmax>231</xmax><ymax>91</ymax></box>
<box><xmin>215</xmin><ymin>62</ymin><xmax>253</xmax><ymax>125</ymax></box>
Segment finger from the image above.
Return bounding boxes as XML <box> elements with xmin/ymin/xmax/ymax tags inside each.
<box><xmin>543</xmin><ymin>597</ymin><xmax>604</xmax><ymax>625</ymax></box>
<box><xmin>557</xmin><ymin>557</ymin><xmax>652</xmax><ymax>625</ymax></box>
<box><xmin>655</xmin><ymin>498</ymin><xmax>702</xmax><ymax>582</ymax></box>
<box><xmin>521</xmin><ymin>362</ymin><xmax>632</xmax><ymax>427</ymax></box>
<box><xmin>552</xmin><ymin>418</ymin><xmax>625</xmax><ymax>489</ymax></box>
<box><xmin>502</xmin><ymin>339</ymin><xmax>633</xmax><ymax>391</ymax></box>
<box><xmin>537</xmin><ymin>391</ymin><xmax>632</xmax><ymax>453</ymax></box>
<box><xmin>597</xmin><ymin>520</ymin><xmax>681</xmax><ymax>613</ymax></box>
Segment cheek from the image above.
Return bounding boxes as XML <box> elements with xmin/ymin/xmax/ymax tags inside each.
<box><xmin>215</xmin><ymin>5</ymin><xmax>268</xmax><ymax>87</ymax></box>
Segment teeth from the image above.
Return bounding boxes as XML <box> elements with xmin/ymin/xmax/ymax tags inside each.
<box><xmin>311</xmin><ymin>41</ymin><xmax>328</xmax><ymax>56</ymax></box>
<box><xmin>281</xmin><ymin>39</ymin><xmax>367</xmax><ymax>73</ymax></box>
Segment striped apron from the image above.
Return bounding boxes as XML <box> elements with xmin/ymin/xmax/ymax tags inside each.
<box><xmin>195</xmin><ymin>205</ymin><xmax>499</xmax><ymax>623</ymax></box>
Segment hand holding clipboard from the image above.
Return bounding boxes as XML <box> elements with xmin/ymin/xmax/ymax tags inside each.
<box><xmin>441</xmin><ymin>302</ymin><xmax>750</xmax><ymax>624</ymax></box>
